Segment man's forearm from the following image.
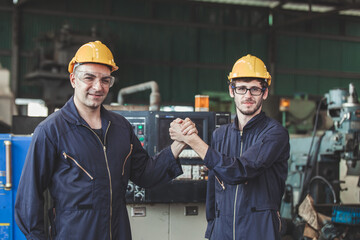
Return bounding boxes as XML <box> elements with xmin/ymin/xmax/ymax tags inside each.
<box><xmin>184</xmin><ymin>134</ymin><xmax>209</xmax><ymax>160</ymax></box>
<box><xmin>170</xmin><ymin>140</ymin><xmax>187</xmax><ymax>159</ymax></box>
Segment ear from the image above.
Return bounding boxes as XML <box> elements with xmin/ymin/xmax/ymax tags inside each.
<box><xmin>70</xmin><ymin>73</ymin><xmax>76</xmax><ymax>88</ymax></box>
<box><xmin>262</xmin><ymin>88</ymin><xmax>269</xmax><ymax>100</ymax></box>
<box><xmin>228</xmin><ymin>85</ymin><xmax>234</xmax><ymax>98</ymax></box>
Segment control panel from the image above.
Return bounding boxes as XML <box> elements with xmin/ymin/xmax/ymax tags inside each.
<box><xmin>125</xmin><ymin>116</ymin><xmax>147</xmax><ymax>149</ymax></box>
<box><xmin>126</xmin><ymin>181</ymin><xmax>145</xmax><ymax>202</ymax></box>
<box><xmin>116</xmin><ymin>114</ymin><xmax>149</xmax><ymax>203</ymax></box>
<box><xmin>112</xmin><ymin>111</ymin><xmax>230</xmax><ymax>203</ymax></box>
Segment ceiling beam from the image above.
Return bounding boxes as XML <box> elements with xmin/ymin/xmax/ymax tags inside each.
<box><xmin>278</xmin><ymin>29</ymin><xmax>360</xmax><ymax>42</ymax></box>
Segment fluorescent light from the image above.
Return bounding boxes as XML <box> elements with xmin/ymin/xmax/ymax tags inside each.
<box><xmin>161</xmin><ymin>106</ymin><xmax>194</xmax><ymax>112</ymax></box>
<box><xmin>340</xmin><ymin>9</ymin><xmax>360</xmax><ymax>17</ymax></box>
<box><xmin>195</xmin><ymin>0</ymin><xmax>279</xmax><ymax>8</ymax></box>
<box><xmin>282</xmin><ymin>3</ymin><xmax>334</xmax><ymax>12</ymax></box>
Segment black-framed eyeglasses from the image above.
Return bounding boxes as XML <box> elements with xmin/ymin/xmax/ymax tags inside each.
<box><xmin>231</xmin><ymin>86</ymin><xmax>266</xmax><ymax>96</ymax></box>
<box><xmin>75</xmin><ymin>71</ymin><xmax>115</xmax><ymax>88</ymax></box>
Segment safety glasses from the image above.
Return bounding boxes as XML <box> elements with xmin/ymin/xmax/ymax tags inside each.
<box><xmin>231</xmin><ymin>86</ymin><xmax>266</xmax><ymax>96</ymax></box>
<box><xmin>75</xmin><ymin>71</ymin><xmax>115</xmax><ymax>88</ymax></box>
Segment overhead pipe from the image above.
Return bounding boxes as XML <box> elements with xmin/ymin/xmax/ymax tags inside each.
<box><xmin>117</xmin><ymin>81</ymin><xmax>160</xmax><ymax>111</ymax></box>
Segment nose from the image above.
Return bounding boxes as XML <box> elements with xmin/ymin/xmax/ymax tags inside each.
<box><xmin>92</xmin><ymin>78</ymin><xmax>103</xmax><ymax>90</ymax></box>
<box><xmin>244</xmin><ymin>89</ymin><xmax>253</xmax><ymax>97</ymax></box>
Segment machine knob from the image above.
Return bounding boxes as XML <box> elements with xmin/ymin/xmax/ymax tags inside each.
<box><xmin>126</xmin><ymin>183</ymin><xmax>134</xmax><ymax>193</ymax></box>
<box><xmin>135</xmin><ymin>185</ymin><xmax>143</xmax><ymax>192</ymax></box>
<box><xmin>134</xmin><ymin>192</ymin><xmax>145</xmax><ymax>201</ymax></box>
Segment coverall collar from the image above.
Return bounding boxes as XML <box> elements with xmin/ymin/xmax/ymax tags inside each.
<box><xmin>232</xmin><ymin>111</ymin><xmax>266</xmax><ymax>131</ymax></box>
<box><xmin>60</xmin><ymin>96</ymin><xmax>111</xmax><ymax>129</ymax></box>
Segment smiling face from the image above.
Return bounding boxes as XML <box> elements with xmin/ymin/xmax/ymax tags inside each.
<box><xmin>229</xmin><ymin>79</ymin><xmax>268</xmax><ymax>118</ymax></box>
<box><xmin>70</xmin><ymin>63</ymin><xmax>111</xmax><ymax>111</ymax></box>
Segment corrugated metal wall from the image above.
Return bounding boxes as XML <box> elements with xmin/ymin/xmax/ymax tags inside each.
<box><xmin>1</xmin><ymin>0</ymin><xmax>360</xmax><ymax>106</ymax></box>
<box><xmin>274</xmin><ymin>14</ymin><xmax>360</xmax><ymax>97</ymax></box>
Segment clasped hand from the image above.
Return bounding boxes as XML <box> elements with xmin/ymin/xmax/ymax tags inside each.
<box><xmin>169</xmin><ymin>118</ymin><xmax>198</xmax><ymax>143</ymax></box>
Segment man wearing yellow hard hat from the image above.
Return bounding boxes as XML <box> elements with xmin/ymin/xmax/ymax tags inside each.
<box><xmin>15</xmin><ymin>41</ymin><xmax>193</xmax><ymax>240</ymax></box>
<box><xmin>170</xmin><ymin>54</ymin><xmax>290</xmax><ymax>240</ymax></box>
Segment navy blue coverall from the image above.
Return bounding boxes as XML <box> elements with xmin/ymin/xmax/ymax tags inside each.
<box><xmin>204</xmin><ymin>112</ymin><xmax>289</xmax><ymax>240</ymax></box>
<box><xmin>15</xmin><ymin>97</ymin><xmax>183</xmax><ymax>240</ymax></box>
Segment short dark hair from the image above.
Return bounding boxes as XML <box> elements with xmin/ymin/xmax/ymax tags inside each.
<box><xmin>229</xmin><ymin>77</ymin><xmax>268</xmax><ymax>89</ymax></box>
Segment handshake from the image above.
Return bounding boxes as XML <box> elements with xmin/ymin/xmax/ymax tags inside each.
<box><xmin>169</xmin><ymin>118</ymin><xmax>208</xmax><ymax>160</ymax></box>
<box><xmin>169</xmin><ymin>118</ymin><xmax>198</xmax><ymax>143</ymax></box>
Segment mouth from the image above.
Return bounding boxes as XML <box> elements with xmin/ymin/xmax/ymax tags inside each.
<box><xmin>242</xmin><ymin>101</ymin><xmax>255</xmax><ymax>105</ymax></box>
<box><xmin>88</xmin><ymin>92</ymin><xmax>104</xmax><ymax>99</ymax></box>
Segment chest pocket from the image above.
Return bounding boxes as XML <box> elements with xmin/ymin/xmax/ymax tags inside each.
<box><xmin>214</xmin><ymin>175</ymin><xmax>225</xmax><ymax>216</ymax></box>
<box><xmin>62</xmin><ymin>152</ymin><xmax>94</xmax><ymax>180</ymax></box>
<box><xmin>215</xmin><ymin>175</ymin><xmax>225</xmax><ymax>191</ymax></box>
<box><xmin>56</xmin><ymin>152</ymin><xmax>95</xmax><ymax>209</ymax></box>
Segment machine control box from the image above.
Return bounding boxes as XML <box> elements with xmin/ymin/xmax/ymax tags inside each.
<box><xmin>126</xmin><ymin>116</ymin><xmax>147</xmax><ymax>148</ymax></box>
<box><xmin>113</xmin><ymin>111</ymin><xmax>230</xmax><ymax>203</ymax></box>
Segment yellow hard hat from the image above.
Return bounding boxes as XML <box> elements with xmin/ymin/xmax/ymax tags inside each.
<box><xmin>228</xmin><ymin>54</ymin><xmax>271</xmax><ymax>86</ymax></box>
<box><xmin>68</xmin><ymin>41</ymin><xmax>119</xmax><ymax>73</ymax></box>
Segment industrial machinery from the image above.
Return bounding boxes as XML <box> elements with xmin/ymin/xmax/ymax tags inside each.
<box><xmin>281</xmin><ymin>83</ymin><xmax>360</xmax><ymax>239</ymax></box>
<box><xmin>25</xmin><ymin>24</ymin><xmax>106</xmax><ymax>112</ymax></box>
<box><xmin>0</xmin><ymin>135</ymin><xmax>31</xmax><ymax>240</ymax></box>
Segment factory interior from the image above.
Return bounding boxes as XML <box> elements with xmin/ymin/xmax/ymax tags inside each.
<box><xmin>1</xmin><ymin>0</ymin><xmax>360</xmax><ymax>239</ymax></box>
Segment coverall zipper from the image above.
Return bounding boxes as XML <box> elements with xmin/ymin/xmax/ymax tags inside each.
<box><xmin>233</xmin><ymin>131</ymin><xmax>243</xmax><ymax>240</ymax></box>
<box><xmin>215</xmin><ymin>176</ymin><xmax>225</xmax><ymax>190</ymax></box>
<box><xmin>83</xmin><ymin>122</ymin><xmax>112</xmax><ymax>240</ymax></box>
<box><xmin>62</xmin><ymin>152</ymin><xmax>94</xmax><ymax>180</ymax></box>
<box><xmin>122</xmin><ymin>144</ymin><xmax>133</xmax><ymax>176</ymax></box>
<box><xmin>277</xmin><ymin>211</ymin><xmax>282</xmax><ymax>233</ymax></box>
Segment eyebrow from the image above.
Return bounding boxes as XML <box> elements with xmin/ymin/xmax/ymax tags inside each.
<box><xmin>83</xmin><ymin>73</ymin><xmax>96</xmax><ymax>77</ymax></box>
<box><xmin>101</xmin><ymin>75</ymin><xmax>112</xmax><ymax>79</ymax></box>
<box><xmin>234</xmin><ymin>85</ymin><xmax>260</xmax><ymax>88</ymax></box>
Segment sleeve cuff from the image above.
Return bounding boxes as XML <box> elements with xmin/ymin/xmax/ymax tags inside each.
<box><xmin>203</xmin><ymin>148</ymin><xmax>216</xmax><ymax>170</ymax></box>
<box><xmin>165</xmin><ymin>146</ymin><xmax>183</xmax><ymax>178</ymax></box>
<box><xmin>205</xmin><ymin>219</ymin><xmax>215</xmax><ymax>239</ymax></box>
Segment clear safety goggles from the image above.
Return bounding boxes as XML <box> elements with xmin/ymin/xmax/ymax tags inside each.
<box><xmin>75</xmin><ymin>71</ymin><xmax>115</xmax><ymax>88</ymax></box>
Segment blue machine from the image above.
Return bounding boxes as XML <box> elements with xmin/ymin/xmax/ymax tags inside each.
<box><xmin>0</xmin><ymin>134</ymin><xmax>31</xmax><ymax>240</ymax></box>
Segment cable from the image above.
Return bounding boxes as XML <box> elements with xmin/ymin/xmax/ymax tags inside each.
<box><xmin>308</xmin><ymin>175</ymin><xmax>337</xmax><ymax>204</ymax></box>
<box><xmin>298</xmin><ymin>97</ymin><xmax>327</xmax><ymax>204</ymax></box>
<box><xmin>307</xmin><ymin>97</ymin><xmax>326</xmax><ymax>163</ymax></box>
